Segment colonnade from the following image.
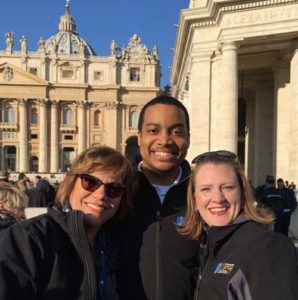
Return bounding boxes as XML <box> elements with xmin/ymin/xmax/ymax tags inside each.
<box><xmin>17</xmin><ymin>99</ymin><xmax>88</xmax><ymax>173</ymax></box>
<box><xmin>187</xmin><ymin>41</ymin><xmax>238</xmax><ymax>161</ymax></box>
<box><xmin>187</xmin><ymin>39</ymin><xmax>298</xmax><ymax>184</ymax></box>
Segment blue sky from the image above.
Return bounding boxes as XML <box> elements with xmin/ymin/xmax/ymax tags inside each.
<box><xmin>0</xmin><ymin>0</ymin><xmax>188</xmax><ymax>87</ymax></box>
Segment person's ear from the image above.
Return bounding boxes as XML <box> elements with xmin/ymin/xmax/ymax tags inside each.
<box><xmin>137</xmin><ymin>131</ymin><xmax>142</xmax><ymax>147</ymax></box>
<box><xmin>0</xmin><ymin>201</ymin><xmax>6</xmax><ymax>209</ymax></box>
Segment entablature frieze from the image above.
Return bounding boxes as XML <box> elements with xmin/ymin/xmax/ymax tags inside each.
<box><xmin>0</xmin><ymin>85</ymin><xmax>47</xmax><ymax>99</ymax></box>
<box><xmin>187</xmin><ymin>0</ymin><xmax>298</xmax><ymax>29</ymax></box>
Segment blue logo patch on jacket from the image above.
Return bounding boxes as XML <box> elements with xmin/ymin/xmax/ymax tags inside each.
<box><xmin>214</xmin><ymin>262</ymin><xmax>234</xmax><ymax>274</ymax></box>
<box><xmin>175</xmin><ymin>215</ymin><xmax>186</xmax><ymax>227</ymax></box>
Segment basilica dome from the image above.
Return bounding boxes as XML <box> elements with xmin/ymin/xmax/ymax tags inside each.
<box><xmin>44</xmin><ymin>1</ymin><xmax>95</xmax><ymax>56</ymax></box>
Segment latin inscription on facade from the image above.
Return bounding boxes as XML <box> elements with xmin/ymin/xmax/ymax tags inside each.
<box><xmin>49</xmin><ymin>88</ymin><xmax>85</xmax><ymax>100</ymax></box>
<box><xmin>223</xmin><ymin>5</ymin><xmax>298</xmax><ymax>27</ymax></box>
<box><xmin>0</xmin><ymin>86</ymin><xmax>46</xmax><ymax>98</ymax></box>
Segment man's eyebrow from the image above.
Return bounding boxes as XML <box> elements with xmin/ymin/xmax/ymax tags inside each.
<box><xmin>145</xmin><ymin>122</ymin><xmax>160</xmax><ymax>127</ymax></box>
<box><xmin>169</xmin><ymin>123</ymin><xmax>186</xmax><ymax>129</ymax></box>
<box><xmin>144</xmin><ymin>122</ymin><xmax>185</xmax><ymax>128</ymax></box>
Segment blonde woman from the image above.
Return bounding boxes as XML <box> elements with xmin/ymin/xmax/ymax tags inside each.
<box><xmin>0</xmin><ymin>145</ymin><xmax>137</xmax><ymax>300</ymax></box>
<box><xmin>182</xmin><ymin>150</ymin><xmax>298</xmax><ymax>300</ymax></box>
<box><xmin>0</xmin><ymin>183</ymin><xmax>28</xmax><ymax>232</ymax></box>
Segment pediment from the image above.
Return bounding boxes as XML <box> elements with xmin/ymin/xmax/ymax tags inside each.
<box><xmin>0</xmin><ymin>62</ymin><xmax>48</xmax><ymax>85</ymax></box>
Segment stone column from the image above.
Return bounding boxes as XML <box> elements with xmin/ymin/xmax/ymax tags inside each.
<box><xmin>273</xmin><ymin>63</ymin><xmax>290</xmax><ymax>179</ymax></box>
<box><xmin>19</xmin><ymin>99</ymin><xmax>28</xmax><ymax>172</ymax></box>
<box><xmin>105</xmin><ymin>103</ymin><xmax>118</xmax><ymax>149</ymax></box>
<box><xmin>50</xmin><ymin>100</ymin><xmax>59</xmax><ymax>173</ymax></box>
<box><xmin>220</xmin><ymin>42</ymin><xmax>238</xmax><ymax>153</ymax></box>
<box><xmin>39</xmin><ymin>99</ymin><xmax>48</xmax><ymax>172</ymax></box>
<box><xmin>290</xmin><ymin>48</ymin><xmax>298</xmax><ymax>184</ymax></box>
<box><xmin>253</xmin><ymin>82</ymin><xmax>274</xmax><ymax>185</ymax></box>
<box><xmin>78</xmin><ymin>100</ymin><xmax>87</xmax><ymax>154</ymax></box>
<box><xmin>187</xmin><ymin>50</ymin><xmax>212</xmax><ymax>161</ymax></box>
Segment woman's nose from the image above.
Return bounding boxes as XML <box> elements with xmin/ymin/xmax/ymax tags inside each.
<box><xmin>92</xmin><ymin>184</ymin><xmax>106</xmax><ymax>199</ymax></box>
<box><xmin>212</xmin><ymin>188</ymin><xmax>225</xmax><ymax>203</ymax></box>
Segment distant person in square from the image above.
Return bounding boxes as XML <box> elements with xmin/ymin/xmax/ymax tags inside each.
<box><xmin>255</xmin><ymin>175</ymin><xmax>284</xmax><ymax>233</ymax></box>
<box><xmin>0</xmin><ymin>183</ymin><xmax>28</xmax><ymax>234</ymax></box>
<box><xmin>277</xmin><ymin>178</ymin><xmax>297</xmax><ymax>236</ymax></box>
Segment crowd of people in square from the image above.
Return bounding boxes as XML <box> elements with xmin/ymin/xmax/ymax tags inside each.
<box><xmin>0</xmin><ymin>95</ymin><xmax>297</xmax><ymax>299</ymax></box>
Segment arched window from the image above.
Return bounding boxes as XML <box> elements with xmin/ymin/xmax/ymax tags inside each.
<box><xmin>94</xmin><ymin>110</ymin><xmax>102</xmax><ymax>127</ymax></box>
<box><xmin>31</xmin><ymin>108</ymin><xmax>38</xmax><ymax>124</ymax></box>
<box><xmin>129</xmin><ymin>109</ymin><xmax>139</xmax><ymax>129</ymax></box>
<box><xmin>4</xmin><ymin>105</ymin><xmax>15</xmax><ymax>123</ymax></box>
<box><xmin>64</xmin><ymin>108</ymin><xmax>73</xmax><ymax>125</ymax></box>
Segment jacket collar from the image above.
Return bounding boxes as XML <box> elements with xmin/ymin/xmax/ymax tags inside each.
<box><xmin>206</xmin><ymin>214</ymin><xmax>250</xmax><ymax>253</ymax></box>
<box><xmin>138</xmin><ymin>159</ymin><xmax>191</xmax><ymax>186</ymax></box>
<box><xmin>47</xmin><ymin>206</ymin><xmax>85</xmax><ymax>238</ymax></box>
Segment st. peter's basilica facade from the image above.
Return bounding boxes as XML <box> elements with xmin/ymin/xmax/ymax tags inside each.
<box><xmin>0</xmin><ymin>2</ymin><xmax>160</xmax><ymax>173</ymax></box>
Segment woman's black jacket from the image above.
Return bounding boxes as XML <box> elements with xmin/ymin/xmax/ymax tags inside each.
<box><xmin>0</xmin><ymin>207</ymin><xmax>117</xmax><ymax>300</ymax></box>
<box><xmin>195</xmin><ymin>218</ymin><xmax>298</xmax><ymax>300</ymax></box>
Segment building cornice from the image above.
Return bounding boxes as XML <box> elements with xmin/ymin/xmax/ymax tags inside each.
<box><xmin>188</xmin><ymin>0</ymin><xmax>298</xmax><ymax>29</ymax></box>
<box><xmin>171</xmin><ymin>0</ymin><xmax>298</xmax><ymax>86</ymax></box>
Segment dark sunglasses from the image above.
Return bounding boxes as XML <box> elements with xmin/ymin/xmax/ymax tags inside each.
<box><xmin>192</xmin><ymin>150</ymin><xmax>237</xmax><ymax>164</ymax></box>
<box><xmin>78</xmin><ymin>174</ymin><xmax>126</xmax><ymax>198</ymax></box>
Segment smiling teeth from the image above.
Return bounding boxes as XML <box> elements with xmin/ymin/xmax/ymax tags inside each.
<box><xmin>155</xmin><ymin>152</ymin><xmax>172</xmax><ymax>157</ymax></box>
<box><xmin>86</xmin><ymin>203</ymin><xmax>104</xmax><ymax>211</ymax></box>
<box><xmin>210</xmin><ymin>207</ymin><xmax>227</xmax><ymax>212</ymax></box>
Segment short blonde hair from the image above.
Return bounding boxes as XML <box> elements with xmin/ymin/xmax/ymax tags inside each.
<box><xmin>55</xmin><ymin>145</ymin><xmax>137</xmax><ymax>221</ymax></box>
<box><xmin>0</xmin><ymin>183</ymin><xmax>29</xmax><ymax>210</ymax></box>
<box><xmin>180</xmin><ymin>155</ymin><xmax>274</xmax><ymax>241</ymax></box>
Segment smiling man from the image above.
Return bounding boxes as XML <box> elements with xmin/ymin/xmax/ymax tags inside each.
<box><xmin>117</xmin><ymin>96</ymin><xmax>198</xmax><ymax>300</ymax></box>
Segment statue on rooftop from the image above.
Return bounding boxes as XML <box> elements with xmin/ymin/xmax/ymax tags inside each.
<box><xmin>110</xmin><ymin>40</ymin><xmax>117</xmax><ymax>56</ymax></box>
<box><xmin>20</xmin><ymin>35</ymin><xmax>27</xmax><ymax>52</ymax></box>
<box><xmin>5</xmin><ymin>32</ymin><xmax>14</xmax><ymax>53</ymax></box>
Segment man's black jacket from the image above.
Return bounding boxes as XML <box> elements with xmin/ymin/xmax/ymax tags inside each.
<box><xmin>116</xmin><ymin>161</ymin><xmax>198</xmax><ymax>300</ymax></box>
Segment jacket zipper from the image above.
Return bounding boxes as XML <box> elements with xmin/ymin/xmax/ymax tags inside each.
<box><xmin>194</xmin><ymin>229</ymin><xmax>213</xmax><ymax>300</ymax></box>
<box><xmin>155</xmin><ymin>210</ymin><xmax>162</xmax><ymax>300</ymax></box>
<box><xmin>73</xmin><ymin>212</ymin><xmax>97</xmax><ymax>300</ymax></box>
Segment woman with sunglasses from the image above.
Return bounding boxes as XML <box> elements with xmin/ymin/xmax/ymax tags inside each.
<box><xmin>181</xmin><ymin>150</ymin><xmax>298</xmax><ymax>300</ymax></box>
<box><xmin>0</xmin><ymin>145</ymin><xmax>137</xmax><ymax>300</ymax></box>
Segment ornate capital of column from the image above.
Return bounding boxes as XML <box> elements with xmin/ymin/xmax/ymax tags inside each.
<box><xmin>38</xmin><ymin>98</ymin><xmax>49</xmax><ymax>107</ymax></box>
<box><xmin>50</xmin><ymin>99</ymin><xmax>59</xmax><ymax>107</ymax></box>
<box><xmin>104</xmin><ymin>101</ymin><xmax>118</xmax><ymax>110</ymax></box>
<box><xmin>77</xmin><ymin>100</ymin><xmax>88</xmax><ymax>109</ymax></box>
<box><xmin>18</xmin><ymin>98</ymin><xmax>27</xmax><ymax>107</ymax></box>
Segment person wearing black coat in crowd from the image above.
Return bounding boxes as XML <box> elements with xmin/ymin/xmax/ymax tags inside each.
<box><xmin>277</xmin><ymin>178</ymin><xmax>297</xmax><ymax>236</ymax></box>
